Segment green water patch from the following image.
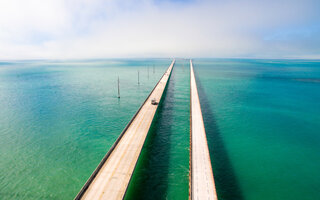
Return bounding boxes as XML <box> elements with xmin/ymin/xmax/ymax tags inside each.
<box><xmin>0</xmin><ymin>59</ymin><xmax>171</xmax><ymax>199</ymax></box>
<box><xmin>194</xmin><ymin>59</ymin><xmax>320</xmax><ymax>200</ymax></box>
<box><xmin>125</xmin><ymin>61</ymin><xmax>190</xmax><ymax>199</ymax></box>
<box><xmin>193</xmin><ymin>68</ymin><xmax>244</xmax><ymax>200</ymax></box>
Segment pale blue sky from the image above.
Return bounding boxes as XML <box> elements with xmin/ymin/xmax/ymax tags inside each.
<box><xmin>0</xmin><ymin>0</ymin><xmax>319</xmax><ymax>59</ymax></box>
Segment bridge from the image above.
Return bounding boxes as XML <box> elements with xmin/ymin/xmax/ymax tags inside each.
<box><xmin>190</xmin><ymin>60</ymin><xmax>218</xmax><ymax>200</ymax></box>
<box><xmin>75</xmin><ymin>59</ymin><xmax>217</xmax><ymax>200</ymax></box>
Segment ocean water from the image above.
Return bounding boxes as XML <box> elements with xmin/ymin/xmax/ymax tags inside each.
<box><xmin>1</xmin><ymin>58</ymin><xmax>320</xmax><ymax>200</ymax></box>
<box><xmin>125</xmin><ymin>60</ymin><xmax>190</xmax><ymax>199</ymax></box>
<box><xmin>0</xmin><ymin>59</ymin><xmax>170</xmax><ymax>199</ymax></box>
<box><xmin>194</xmin><ymin>59</ymin><xmax>320</xmax><ymax>200</ymax></box>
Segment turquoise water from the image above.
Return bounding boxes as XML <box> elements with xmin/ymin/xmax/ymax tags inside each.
<box><xmin>194</xmin><ymin>59</ymin><xmax>320</xmax><ymax>200</ymax></box>
<box><xmin>0</xmin><ymin>59</ymin><xmax>170</xmax><ymax>199</ymax></box>
<box><xmin>1</xmin><ymin>59</ymin><xmax>320</xmax><ymax>200</ymax></box>
<box><xmin>125</xmin><ymin>60</ymin><xmax>190</xmax><ymax>199</ymax></box>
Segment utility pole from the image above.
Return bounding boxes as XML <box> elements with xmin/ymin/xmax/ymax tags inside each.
<box><xmin>117</xmin><ymin>76</ymin><xmax>120</xmax><ymax>98</ymax></box>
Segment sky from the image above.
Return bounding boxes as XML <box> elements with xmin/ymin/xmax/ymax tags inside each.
<box><xmin>0</xmin><ymin>0</ymin><xmax>319</xmax><ymax>59</ymax></box>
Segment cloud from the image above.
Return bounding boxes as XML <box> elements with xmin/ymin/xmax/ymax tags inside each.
<box><xmin>0</xmin><ymin>0</ymin><xmax>319</xmax><ymax>59</ymax></box>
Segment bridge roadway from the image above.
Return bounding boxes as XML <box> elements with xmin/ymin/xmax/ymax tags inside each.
<box><xmin>190</xmin><ymin>59</ymin><xmax>218</xmax><ymax>200</ymax></box>
<box><xmin>75</xmin><ymin>60</ymin><xmax>175</xmax><ymax>200</ymax></box>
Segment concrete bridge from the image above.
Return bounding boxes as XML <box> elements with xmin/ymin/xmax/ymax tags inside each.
<box><xmin>75</xmin><ymin>59</ymin><xmax>217</xmax><ymax>200</ymax></box>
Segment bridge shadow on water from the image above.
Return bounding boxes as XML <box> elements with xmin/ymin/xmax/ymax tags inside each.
<box><xmin>124</xmin><ymin>68</ymin><xmax>176</xmax><ymax>200</ymax></box>
<box><xmin>194</xmin><ymin>69</ymin><xmax>244</xmax><ymax>200</ymax></box>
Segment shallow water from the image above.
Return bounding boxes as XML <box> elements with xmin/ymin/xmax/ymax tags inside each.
<box><xmin>194</xmin><ymin>59</ymin><xmax>320</xmax><ymax>200</ymax></box>
<box><xmin>1</xmin><ymin>59</ymin><xmax>320</xmax><ymax>200</ymax></box>
<box><xmin>0</xmin><ymin>59</ymin><xmax>170</xmax><ymax>199</ymax></box>
<box><xmin>125</xmin><ymin>60</ymin><xmax>190</xmax><ymax>199</ymax></box>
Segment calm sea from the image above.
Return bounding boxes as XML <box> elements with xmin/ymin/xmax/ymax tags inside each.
<box><xmin>0</xmin><ymin>59</ymin><xmax>169</xmax><ymax>199</ymax></box>
<box><xmin>194</xmin><ymin>59</ymin><xmax>320</xmax><ymax>200</ymax></box>
<box><xmin>0</xmin><ymin>59</ymin><xmax>319</xmax><ymax>200</ymax></box>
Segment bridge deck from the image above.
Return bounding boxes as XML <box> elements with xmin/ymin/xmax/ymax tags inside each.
<box><xmin>76</xmin><ymin>60</ymin><xmax>175</xmax><ymax>200</ymax></box>
<box><xmin>190</xmin><ymin>60</ymin><xmax>218</xmax><ymax>200</ymax></box>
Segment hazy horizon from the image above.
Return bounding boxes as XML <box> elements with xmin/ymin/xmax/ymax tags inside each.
<box><xmin>1</xmin><ymin>0</ymin><xmax>319</xmax><ymax>60</ymax></box>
